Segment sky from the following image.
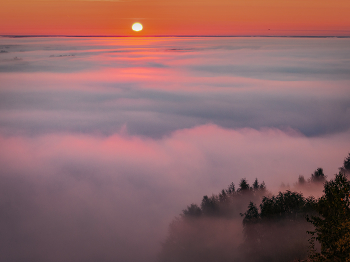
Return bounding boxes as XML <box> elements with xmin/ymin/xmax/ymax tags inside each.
<box><xmin>1</xmin><ymin>0</ymin><xmax>350</xmax><ymax>36</ymax></box>
<box><xmin>0</xmin><ymin>36</ymin><xmax>350</xmax><ymax>261</ymax></box>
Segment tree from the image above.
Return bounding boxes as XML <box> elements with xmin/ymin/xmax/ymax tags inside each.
<box><xmin>182</xmin><ymin>204</ymin><xmax>202</xmax><ymax>217</ymax></box>
<box><xmin>344</xmin><ymin>154</ymin><xmax>350</xmax><ymax>171</ymax></box>
<box><xmin>299</xmin><ymin>175</ymin><xmax>306</xmax><ymax>185</ymax></box>
<box><xmin>259</xmin><ymin>190</ymin><xmax>315</xmax><ymax>219</ymax></box>
<box><xmin>259</xmin><ymin>181</ymin><xmax>266</xmax><ymax>190</ymax></box>
<box><xmin>241</xmin><ymin>191</ymin><xmax>317</xmax><ymax>262</ymax></box>
<box><xmin>310</xmin><ymin>168</ymin><xmax>326</xmax><ymax>183</ymax></box>
<box><xmin>242</xmin><ymin>202</ymin><xmax>260</xmax><ymax>260</ymax></box>
<box><xmin>242</xmin><ymin>190</ymin><xmax>315</xmax><ymax>262</ymax></box>
<box><xmin>160</xmin><ymin>179</ymin><xmax>268</xmax><ymax>262</ymax></box>
<box><xmin>253</xmin><ymin>178</ymin><xmax>259</xmax><ymax>189</ymax></box>
<box><xmin>340</xmin><ymin>153</ymin><xmax>350</xmax><ymax>175</ymax></box>
<box><xmin>239</xmin><ymin>178</ymin><xmax>250</xmax><ymax>192</ymax></box>
<box><xmin>200</xmin><ymin>195</ymin><xmax>219</xmax><ymax>216</ymax></box>
<box><xmin>226</xmin><ymin>182</ymin><xmax>235</xmax><ymax>194</ymax></box>
<box><xmin>307</xmin><ymin>172</ymin><xmax>350</xmax><ymax>262</ymax></box>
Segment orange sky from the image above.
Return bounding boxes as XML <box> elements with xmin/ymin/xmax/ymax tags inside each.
<box><xmin>1</xmin><ymin>0</ymin><xmax>350</xmax><ymax>36</ymax></box>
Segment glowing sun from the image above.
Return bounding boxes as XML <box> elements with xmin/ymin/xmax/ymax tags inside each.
<box><xmin>132</xmin><ymin>23</ymin><xmax>143</xmax><ymax>32</ymax></box>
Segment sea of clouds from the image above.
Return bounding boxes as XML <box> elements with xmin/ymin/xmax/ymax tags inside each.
<box><xmin>0</xmin><ymin>36</ymin><xmax>349</xmax><ymax>261</ymax></box>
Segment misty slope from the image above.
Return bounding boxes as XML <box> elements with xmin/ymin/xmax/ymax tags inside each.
<box><xmin>159</xmin><ymin>154</ymin><xmax>350</xmax><ymax>262</ymax></box>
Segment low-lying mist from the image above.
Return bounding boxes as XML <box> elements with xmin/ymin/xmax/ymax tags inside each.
<box><xmin>158</xmin><ymin>165</ymin><xmax>342</xmax><ymax>262</ymax></box>
<box><xmin>0</xmin><ymin>127</ymin><xmax>348</xmax><ymax>262</ymax></box>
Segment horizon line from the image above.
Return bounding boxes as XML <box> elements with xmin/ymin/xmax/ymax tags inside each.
<box><xmin>1</xmin><ymin>35</ymin><xmax>350</xmax><ymax>38</ymax></box>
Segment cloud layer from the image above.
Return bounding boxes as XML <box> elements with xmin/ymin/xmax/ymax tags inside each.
<box><xmin>1</xmin><ymin>37</ymin><xmax>350</xmax><ymax>137</ymax></box>
<box><xmin>0</xmin><ymin>126</ymin><xmax>349</xmax><ymax>261</ymax></box>
<box><xmin>0</xmin><ymin>37</ymin><xmax>350</xmax><ymax>261</ymax></box>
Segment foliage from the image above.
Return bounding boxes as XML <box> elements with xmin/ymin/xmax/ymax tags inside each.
<box><xmin>241</xmin><ymin>191</ymin><xmax>317</xmax><ymax>262</ymax></box>
<box><xmin>340</xmin><ymin>153</ymin><xmax>350</xmax><ymax>175</ymax></box>
<box><xmin>259</xmin><ymin>191</ymin><xmax>316</xmax><ymax>219</ymax></box>
<box><xmin>159</xmin><ymin>153</ymin><xmax>350</xmax><ymax>262</ymax></box>
<box><xmin>239</xmin><ymin>178</ymin><xmax>250</xmax><ymax>191</ymax></box>
<box><xmin>299</xmin><ymin>175</ymin><xmax>306</xmax><ymax>185</ymax></box>
<box><xmin>182</xmin><ymin>204</ymin><xmax>202</xmax><ymax>217</ymax></box>
<box><xmin>307</xmin><ymin>172</ymin><xmax>350</xmax><ymax>262</ymax></box>
<box><xmin>158</xmin><ymin>179</ymin><xmax>267</xmax><ymax>262</ymax></box>
<box><xmin>295</xmin><ymin>168</ymin><xmax>326</xmax><ymax>189</ymax></box>
<box><xmin>181</xmin><ymin>178</ymin><xmax>266</xmax><ymax>219</ymax></box>
<box><xmin>310</xmin><ymin>168</ymin><xmax>326</xmax><ymax>183</ymax></box>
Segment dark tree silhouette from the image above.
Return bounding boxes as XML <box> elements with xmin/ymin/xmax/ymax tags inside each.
<box><xmin>182</xmin><ymin>204</ymin><xmax>202</xmax><ymax>217</ymax></box>
<box><xmin>241</xmin><ymin>191</ymin><xmax>317</xmax><ymax>262</ymax></box>
<box><xmin>159</xmin><ymin>179</ymin><xmax>267</xmax><ymax>262</ymax></box>
<box><xmin>160</xmin><ymin>154</ymin><xmax>350</xmax><ymax>262</ymax></box>
<box><xmin>311</xmin><ymin>168</ymin><xmax>326</xmax><ymax>183</ymax></box>
<box><xmin>307</xmin><ymin>172</ymin><xmax>350</xmax><ymax>262</ymax></box>
<box><xmin>340</xmin><ymin>153</ymin><xmax>350</xmax><ymax>175</ymax></box>
<box><xmin>259</xmin><ymin>181</ymin><xmax>266</xmax><ymax>190</ymax></box>
<box><xmin>242</xmin><ymin>202</ymin><xmax>260</xmax><ymax>259</ymax></box>
<box><xmin>299</xmin><ymin>175</ymin><xmax>306</xmax><ymax>185</ymax></box>
<box><xmin>201</xmin><ymin>195</ymin><xmax>219</xmax><ymax>216</ymax></box>
<box><xmin>253</xmin><ymin>178</ymin><xmax>259</xmax><ymax>189</ymax></box>
<box><xmin>239</xmin><ymin>178</ymin><xmax>250</xmax><ymax>192</ymax></box>
<box><xmin>226</xmin><ymin>182</ymin><xmax>235</xmax><ymax>194</ymax></box>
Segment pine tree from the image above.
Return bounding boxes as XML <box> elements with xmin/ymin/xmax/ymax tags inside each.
<box><xmin>307</xmin><ymin>172</ymin><xmax>350</xmax><ymax>262</ymax></box>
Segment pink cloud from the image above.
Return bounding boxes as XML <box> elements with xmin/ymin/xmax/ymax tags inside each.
<box><xmin>0</xmin><ymin>125</ymin><xmax>349</xmax><ymax>261</ymax></box>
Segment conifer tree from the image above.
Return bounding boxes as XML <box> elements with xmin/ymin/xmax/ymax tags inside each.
<box><xmin>307</xmin><ymin>172</ymin><xmax>350</xmax><ymax>262</ymax></box>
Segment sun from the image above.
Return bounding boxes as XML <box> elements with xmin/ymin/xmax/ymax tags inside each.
<box><xmin>132</xmin><ymin>23</ymin><xmax>143</xmax><ymax>32</ymax></box>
